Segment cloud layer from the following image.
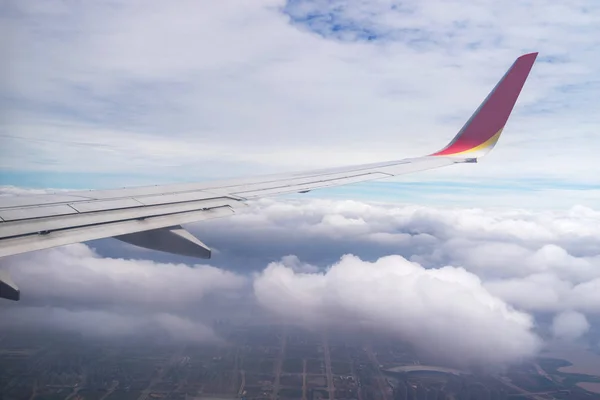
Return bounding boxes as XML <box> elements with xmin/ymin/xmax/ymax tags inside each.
<box><xmin>0</xmin><ymin>243</ymin><xmax>248</xmax><ymax>343</ymax></box>
<box><xmin>191</xmin><ymin>198</ymin><xmax>600</xmax><ymax>316</ymax></box>
<box><xmin>2</xmin><ymin>195</ymin><xmax>599</xmax><ymax>367</ymax></box>
<box><xmin>5</xmin><ymin>243</ymin><xmax>247</xmax><ymax>311</ymax></box>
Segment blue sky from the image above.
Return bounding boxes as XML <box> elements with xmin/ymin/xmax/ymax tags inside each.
<box><xmin>2</xmin><ymin>0</ymin><xmax>600</xmax><ymax>208</ymax></box>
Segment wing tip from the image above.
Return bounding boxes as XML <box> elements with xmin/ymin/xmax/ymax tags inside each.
<box><xmin>514</xmin><ymin>52</ymin><xmax>538</xmax><ymax>69</ymax></box>
<box><xmin>431</xmin><ymin>51</ymin><xmax>538</xmax><ymax>158</ymax></box>
<box><xmin>519</xmin><ymin>51</ymin><xmax>539</xmax><ymax>59</ymax></box>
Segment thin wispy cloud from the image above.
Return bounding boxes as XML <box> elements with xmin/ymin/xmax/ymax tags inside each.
<box><xmin>1</xmin><ymin>0</ymin><xmax>600</xmax><ymax>206</ymax></box>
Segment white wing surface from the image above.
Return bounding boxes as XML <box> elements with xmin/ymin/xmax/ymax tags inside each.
<box><xmin>0</xmin><ymin>53</ymin><xmax>538</xmax><ymax>300</ymax></box>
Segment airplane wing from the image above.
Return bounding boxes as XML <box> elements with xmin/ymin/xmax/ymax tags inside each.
<box><xmin>0</xmin><ymin>52</ymin><xmax>537</xmax><ymax>300</ymax></box>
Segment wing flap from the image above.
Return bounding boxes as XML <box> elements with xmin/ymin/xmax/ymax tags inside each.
<box><xmin>0</xmin><ymin>197</ymin><xmax>245</xmax><ymax>240</ymax></box>
<box><xmin>115</xmin><ymin>225</ymin><xmax>212</xmax><ymax>259</ymax></box>
<box><xmin>0</xmin><ymin>270</ymin><xmax>19</xmax><ymax>301</ymax></box>
<box><xmin>0</xmin><ymin>206</ymin><xmax>234</xmax><ymax>258</ymax></box>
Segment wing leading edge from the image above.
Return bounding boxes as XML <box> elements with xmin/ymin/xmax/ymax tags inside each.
<box><xmin>0</xmin><ymin>53</ymin><xmax>537</xmax><ymax>300</ymax></box>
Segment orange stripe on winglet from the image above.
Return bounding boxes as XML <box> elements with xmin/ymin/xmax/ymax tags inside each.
<box><xmin>443</xmin><ymin>128</ymin><xmax>504</xmax><ymax>156</ymax></box>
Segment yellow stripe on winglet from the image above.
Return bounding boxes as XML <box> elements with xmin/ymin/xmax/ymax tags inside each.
<box><xmin>449</xmin><ymin>128</ymin><xmax>504</xmax><ymax>156</ymax></box>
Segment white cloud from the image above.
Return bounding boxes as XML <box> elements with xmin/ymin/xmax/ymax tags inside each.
<box><xmin>484</xmin><ymin>273</ymin><xmax>574</xmax><ymax>313</ymax></box>
<box><xmin>196</xmin><ymin>198</ymin><xmax>600</xmax><ymax>317</ymax></box>
<box><xmin>2</xmin><ymin>0</ymin><xmax>600</xmax><ymax>199</ymax></box>
<box><xmin>279</xmin><ymin>255</ymin><xmax>321</xmax><ymax>273</ymax></box>
<box><xmin>254</xmin><ymin>253</ymin><xmax>541</xmax><ymax>366</ymax></box>
<box><xmin>551</xmin><ymin>310</ymin><xmax>591</xmax><ymax>341</ymax></box>
<box><xmin>3</xmin><ymin>244</ymin><xmax>247</xmax><ymax>310</ymax></box>
<box><xmin>569</xmin><ymin>278</ymin><xmax>600</xmax><ymax>314</ymax></box>
<box><xmin>2</xmin><ymin>194</ymin><xmax>600</xmax><ymax>363</ymax></box>
<box><xmin>0</xmin><ymin>243</ymin><xmax>248</xmax><ymax>343</ymax></box>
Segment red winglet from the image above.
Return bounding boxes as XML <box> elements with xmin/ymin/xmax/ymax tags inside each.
<box><xmin>431</xmin><ymin>52</ymin><xmax>538</xmax><ymax>157</ymax></box>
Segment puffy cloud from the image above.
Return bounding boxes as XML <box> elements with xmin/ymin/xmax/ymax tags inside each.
<box><xmin>551</xmin><ymin>311</ymin><xmax>591</xmax><ymax>341</ymax></box>
<box><xmin>279</xmin><ymin>255</ymin><xmax>321</xmax><ymax>273</ymax></box>
<box><xmin>191</xmin><ymin>198</ymin><xmax>600</xmax><ymax>319</ymax></box>
<box><xmin>569</xmin><ymin>278</ymin><xmax>600</xmax><ymax>314</ymax></box>
<box><xmin>254</xmin><ymin>254</ymin><xmax>541</xmax><ymax>366</ymax></box>
<box><xmin>3</xmin><ymin>244</ymin><xmax>247</xmax><ymax>311</ymax></box>
<box><xmin>0</xmin><ymin>243</ymin><xmax>248</xmax><ymax>343</ymax></box>
<box><xmin>2</xmin><ymin>194</ymin><xmax>600</xmax><ymax>363</ymax></box>
<box><xmin>484</xmin><ymin>273</ymin><xmax>573</xmax><ymax>313</ymax></box>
